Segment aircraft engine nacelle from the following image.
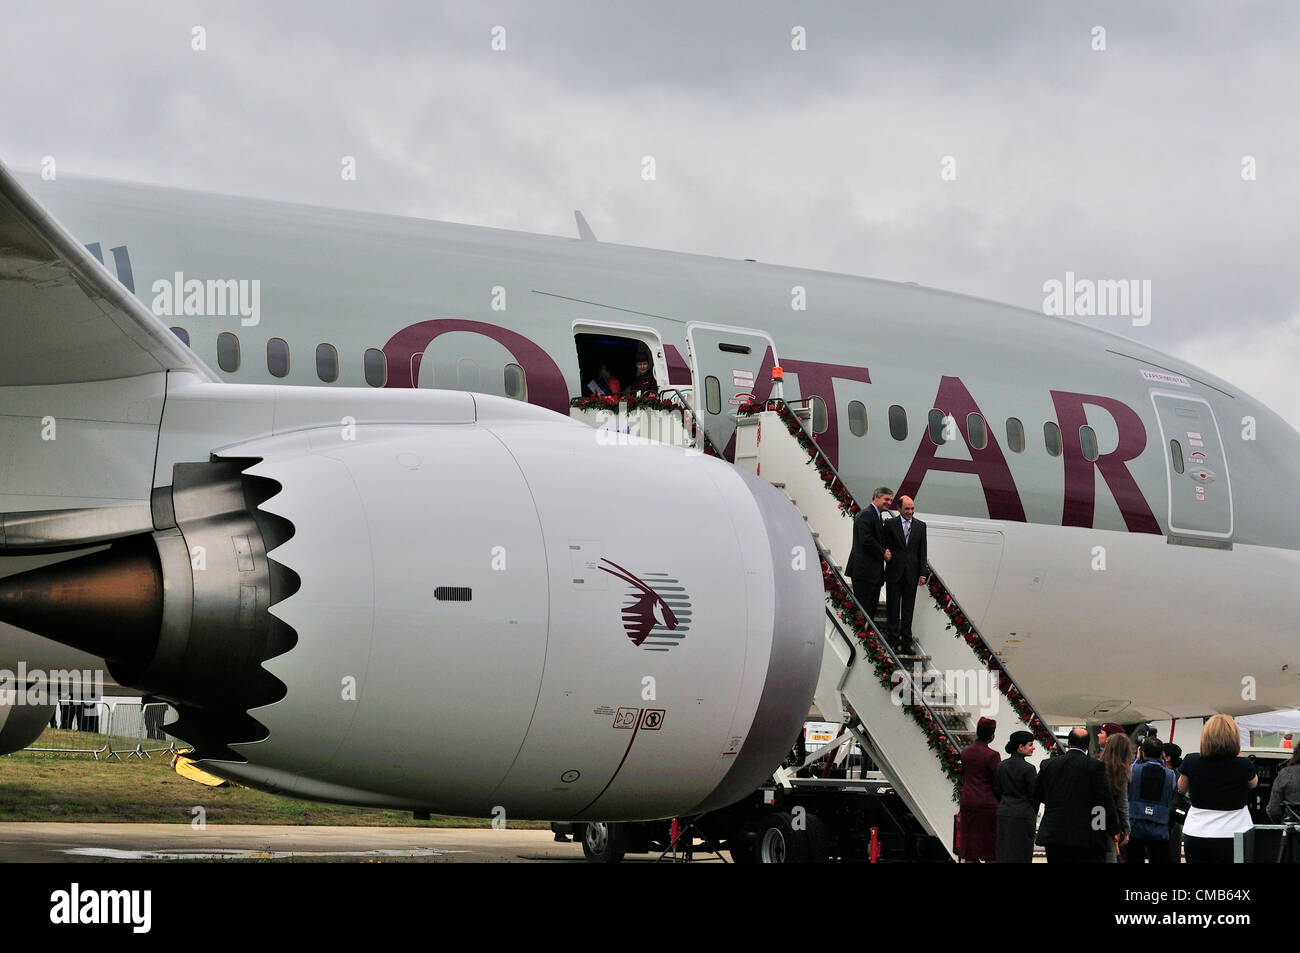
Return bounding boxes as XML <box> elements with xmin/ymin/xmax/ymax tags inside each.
<box><xmin>0</xmin><ymin>418</ymin><xmax>824</xmax><ymax>821</ymax></box>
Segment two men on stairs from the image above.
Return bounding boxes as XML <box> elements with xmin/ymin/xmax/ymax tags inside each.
<box><xmin>845</xmin><ymin>486</ymin><xmax>928</xmax><ymax>650</ymax></box>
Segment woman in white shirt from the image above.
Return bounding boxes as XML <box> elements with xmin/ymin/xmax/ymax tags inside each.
<box><xmin>1177</xmin><ymin>714</ymin><xmax>1258</xmax><ymax>863</ymax></box>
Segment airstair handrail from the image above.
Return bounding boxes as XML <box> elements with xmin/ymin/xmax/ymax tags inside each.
<box><xmin>737</xmin><ymin>398</ymin><xmax>860</xmax><ymax>516</ymax></box>
<box><xmin>921</xmin><ymin>566</ymin><xmax>1064</xmax><ymax>756</ymax></box>
<box><xmin>739</xmin><ymin>398</ymin><xmax>1063</xmax><ymax>757</ymax></box>
<box><xmin>655</xmin><ymin>387</ymin><xmax>725</xmax><ymax>458</ymax></box>
<box><xmin>815</xmin><ymin>538</ymin><xmax>965</xmax><ymax>794</ymax></box>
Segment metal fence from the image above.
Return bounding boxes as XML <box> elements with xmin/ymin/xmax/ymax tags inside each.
<box><xmin>25</xmin><ymin>701</ymin><xmax>180</xmax><ymax>761</ymax></box>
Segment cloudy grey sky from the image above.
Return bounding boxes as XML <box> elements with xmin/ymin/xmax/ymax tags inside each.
<box><xmin>5</xmin><ymin>1</ymin><xmax>1299</xmax><ymax>426</ymax></box>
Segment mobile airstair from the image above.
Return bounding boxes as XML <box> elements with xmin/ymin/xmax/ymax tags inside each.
<box><xmin>733</xmin><ymin>399</ymin><xmax>1062</xmax><ymax>857</ymax></box>
<box><xmin>569</xmin><ymin>391</ymin><xmax>1062</xmax><ymax>860</ymax></box>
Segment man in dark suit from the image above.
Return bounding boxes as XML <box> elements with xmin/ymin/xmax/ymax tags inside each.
<box><xmin>1035</xmin><ymin>727</ymin><xmax>1119</xmax><ymax>862</ymax></box>
<box><xmin>844</xmin><ymin>486</ymin><xmax>893</xmax><ymax>624</ymax></box>
<box><xmin>884</xmin><ymin>495</ymin><xmax>927</xmax><ymax>649</ymax></box>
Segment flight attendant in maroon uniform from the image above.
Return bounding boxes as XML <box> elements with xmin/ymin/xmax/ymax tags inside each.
<box><xmin>958</xmin><ymin>717</ymin><xmax>1001</xmax><ymax>862</ymax></box>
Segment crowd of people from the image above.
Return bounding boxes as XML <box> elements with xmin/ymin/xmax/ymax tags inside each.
<box><xmin>955</xmin><ymin>713</ymin><xmax>1299</xmax><ymax>863</ymax></box>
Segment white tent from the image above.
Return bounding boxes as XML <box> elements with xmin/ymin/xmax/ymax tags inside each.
<box><xmin>1237</xmin><ymin>710</ymin><xmax>1300</xmax><ymax>746</ymax></box>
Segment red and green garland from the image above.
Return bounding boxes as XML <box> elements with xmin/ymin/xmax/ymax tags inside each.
<box><xmin>570</xmin><ymin>393</ymin><xmax>688</xmax><ymax>413</ymax></box>
<box><xmin>743</xmin><ymin>398</ymin><xmax>1063</xmax><ymax>759</ymax></box>
<box><xmin>925</xmin><ymin>576</ymin><xmax>1061</xmax><ymax>755</ymax></box>
<box><xmin>737</xmin><ymin>401</ymin><xmax>858</xmax><ymax>515</ymax></box>
<box><xmin>821</xmin><ymin>557</ymin><xmax>964</xmax><ymax>799</ymax></box>
<box><xmin>570</xmin><ymin>394</ymin><xmax>724</xmax><ymax>457</ymax></box>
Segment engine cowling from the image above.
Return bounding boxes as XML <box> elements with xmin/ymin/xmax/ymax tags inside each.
<box><xmin>0</xmin><ymin>414</ymin><xmax>824</xmax><ymax>821</ymax></box>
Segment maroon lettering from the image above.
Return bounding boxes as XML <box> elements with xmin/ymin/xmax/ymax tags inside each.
<box><xmin>897</xmin><ymin>376</ymin><xmax>1027</xmax><ymax>522</ymax></box>
<box><xmin>1049</xmin><ymin>390</ymin><xmax>1160</xmax><ymax>534</ymax></box>
<box><xmin>720</xmin><ymin>346</ymin><xmax>777</xmax><ymax>461</ymax></box>
<box><xmin>779</xmin><ymin>359</ymin><xmax>872</xmax><ymax>469</ymax></box>
<box><xmin>381</xmin><ymin>319</ymin><xmax>570</xmax><ymax>415</ymax></box>
<box><xmin>664</xmin><ymin>344</ymin><xmax>691</xmax><ymax>386</ymax></box>
<box><xmin>729</xmin><ymin>352</ymin><xmax>869</xmax><ymax>468</ymax></box>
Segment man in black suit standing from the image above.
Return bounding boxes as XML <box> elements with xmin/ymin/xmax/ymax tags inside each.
<box><xmin>884</xmin><ymin>495</ymin><xmax>927</xmax><ymax>649</ymax></box>
<box><xmin>1035</xmin><ymin>727</ymin><xmax>1119</xmax><ymax>862</ymax></box>
<box><xmin>844</xmin><ymin>486</ymin><xmax>893</xmax><ymax>625</ymax></box>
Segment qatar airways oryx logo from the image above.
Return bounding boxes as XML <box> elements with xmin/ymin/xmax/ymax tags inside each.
<box><xmin>598</xmin><ymin>558</ymin><xmax>692</xmax><ymax>653</ymax></box>
<box><xmin>150</xmin><ymin>271</ymin><xmax>262</xmax><ymax>326</ymax></box>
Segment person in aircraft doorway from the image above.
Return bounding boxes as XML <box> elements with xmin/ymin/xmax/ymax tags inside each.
<box><xmin>628</xmin><ymin>347</ymin><xmax>658</xmax><ymax>396</ymax></box>
<box><xmin>845</xmin><ymin>487</ymin><xmax>893</xmax><ymax>629</ymax></box>
<box><xmin>884</xmin><ymin>495</ymin><xmax>927</xmax><ymax>652</ymax></box>
<box><xmin>586</xmin><ymin>364</ymin><xmax>621</xmax><ymax>397</ymax></box>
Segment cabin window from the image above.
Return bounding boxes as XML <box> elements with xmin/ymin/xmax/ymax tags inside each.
<box><xmin>267</xmin><ymin>338</ymin><xmax>290</xmax><ymax>378</ymax></box>
<box><xmin>457</xmin><ymin>358</ymin><xmax>482</xmax><ymax>391</ymax></box>
<box><xmin>504</xmin><ymin>363</ymin><xmax>527</xmax><ymax>401</ymax></box>
<box><xmin>364</xmin><ymin>348</ymin><xmax>387</xmax><ymax>387</ymax></box>
<box><xmin>1080</xmin><ymin>425</ymin><xmax>1099</xmax><ymax>462</ymax></box>
<box><xmin>316</xmin><ymin>343</ymin><xmax>339</xmax><ymax>383</ymax></box>
<box><xmin>217</xmin><ymin>332</ymin><xmax>240</xmax><ymax>372</ymax></box>
<box><xmin>1044</xmin><ymin>421</ymin><xmax>1062</xmax><ymax>457</ymax></box>
<box><xmin>847</xmin><ymin>400</ymin><xmax>867</xmax><ymax>437</ymax></box>
<box><xmin>1006</xmin><ymin>417</ymin><xmax>1025</xmax><ymax>453</ymax></box>
<box><xmin>967</xmin><ymin>413</ymin><xmax>988</xmax><ymax>451</ymax></box>
<box><xmin>705</xmin><ymin>376</ymin><xmax>722</xmax><ymax>415</ymax></box>
<box><xmin>927</xmin><ymin>409</ymin><xmax>947</xmax><ymax>445</ymax></box>
<box><xmin>809</xmin><ymin>396</ymin><xmax>828</xmax><ymax>434</ymax></box>
<box><xmin>889</xmin><ymin>405</ymin><xmax>908</xmax><ymax>441</ymax></box>
<box><xmin>170</xmin><ymin>327</ymin><xmax>189</xmax><ymax>347</ymax></box>
<box><xmin>1170</xmin><ymin>439</ymin><xmax>1185</xmax><ymax>474</ymax></box>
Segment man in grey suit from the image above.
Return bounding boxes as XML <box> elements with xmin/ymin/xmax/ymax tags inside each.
<box><xmin>884</xmin><ymin>495</ymin><xmax>928</xmax><ymax>649</ymax></box>
<box><xmin>844</xmin><ymin>486</ymin><xmax>893</xmax><ymax>625</ymax></box>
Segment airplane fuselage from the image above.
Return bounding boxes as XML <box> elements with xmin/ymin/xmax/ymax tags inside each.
<box><xmin>17</xmin><ymin>173</ymin><xmax>1300</xmax><ymax>724</ymax></box>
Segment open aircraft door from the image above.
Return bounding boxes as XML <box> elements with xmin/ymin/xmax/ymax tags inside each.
<box><xmin>1149</xmin><ymin>390</ymin><xmax>1234</xmax><ymax>545</ymax></box>
<box><xmin>685</xmin><ymin>322</ymin><xmax>778</xmax><ymax>459</ymax></box>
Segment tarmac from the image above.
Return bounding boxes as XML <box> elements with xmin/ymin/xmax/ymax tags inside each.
<box><xmin>0</xmin><ymin>824</ymin><xmax>614</xmax><ymax>863</ymax></box>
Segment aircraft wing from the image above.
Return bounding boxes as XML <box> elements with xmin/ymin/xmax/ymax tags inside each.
<box><xmin>0</xmin><ymin>160</ymin><xmax>217</xmax><ymax>386</ymax></box>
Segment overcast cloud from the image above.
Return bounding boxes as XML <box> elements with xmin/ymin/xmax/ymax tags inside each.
<box><xmin>4</xmin><ymin>1</ymin><xmax>1298</xmax><ymax>426</ymax></box>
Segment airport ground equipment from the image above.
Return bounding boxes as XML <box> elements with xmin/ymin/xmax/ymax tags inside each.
<box><xmin>572</xmin><ymin>727</ymin><xmax>948</xmax><ymax>862</ymax></box>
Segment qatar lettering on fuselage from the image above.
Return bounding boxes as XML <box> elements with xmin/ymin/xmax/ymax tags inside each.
<box><xmin>378</xmin><ymin>319</ymin><xmax>1160</xmax><ymax>535</ymax></box>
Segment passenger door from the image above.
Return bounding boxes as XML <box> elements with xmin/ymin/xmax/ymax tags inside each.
<box><xmin>684</xmin><ymin>322</ymin><xmax>778</xmax><ymax>457</ymax></box>
<box><xmin>1149</xmin><ymin>391</ymin><xmax>1233</xmax><ymax>542</ymax></box>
